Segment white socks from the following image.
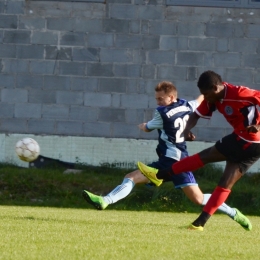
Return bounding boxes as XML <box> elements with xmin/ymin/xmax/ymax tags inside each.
<box><xmin>202</xmin><ymin>193</ymin><xmax>236</xmax><ymax>218</ymax></box>
<box><xmin>103</xmin><ymin>178</ymin><xmax>135</xmax><ymax>204</ymax></box>
<box><xmin>102</xmin><ymin>183</ymin><xmax>237</xmax><ymax>219</ymax></box>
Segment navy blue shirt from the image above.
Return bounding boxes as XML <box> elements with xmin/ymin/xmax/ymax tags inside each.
<box><xmin>146</xmin><ymin>98</ymin><xmax>198</xmax><ymax>161</ymax></box>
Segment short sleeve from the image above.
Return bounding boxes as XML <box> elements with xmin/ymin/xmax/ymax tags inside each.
<box><xmin>188</xmin><ymin>99</ymin><xmax>199</xmax><ymax>112</ymax></box>
<box><xmin>146</xmin><ymin>109</ymin><xmax>163</xmax><ymax>130</ymax></box>
<box><xmin>195</xmin><ymin>100</ymin><xmax>213</xmax><ymax>119</ymax></box>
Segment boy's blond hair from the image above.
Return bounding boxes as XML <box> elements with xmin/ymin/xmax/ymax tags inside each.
<box><xmin>155</xmin><ymin>81</ymin><xmax>177</xmax><ymax>98</ymax></box>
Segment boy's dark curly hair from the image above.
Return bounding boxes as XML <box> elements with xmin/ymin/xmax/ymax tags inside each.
<box><xmin>197</xmin><ymin>70</ymin><xmax>223</xmax><ymax>90</ymax></box>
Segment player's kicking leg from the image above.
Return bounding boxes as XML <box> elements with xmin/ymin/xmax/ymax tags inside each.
<box><xmin>82</xmin><ymin>169</ymin><xmax>148</xmax><ymax>210</ymax></box>
<box><xmin>138</xmin><ymin>162</ymin><xmax>252</xmax><ymax>231</ymax></box>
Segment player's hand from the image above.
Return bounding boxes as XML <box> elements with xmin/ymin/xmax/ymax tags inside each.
<box><xmin>185</xmin><ymin>131</ymin><xmax>195</xmax><ymax>141</ymax></box>
<box><xmin>138</xmin><ymin>123</ymin><xmax>146</xmax><ymax>131</ymax></box>
<box><xmin>138</xmin><ymin>123</ymin><xmax>152</xmax><ymax>132</ymax></box>
<box><xmin>246</xmin><ymin>125</ymin><xmax>260</xmax><ymax>133</ymax></box>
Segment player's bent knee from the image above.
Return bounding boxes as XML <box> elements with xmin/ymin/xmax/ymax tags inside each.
<box><xmin>187</xmin><ymin>194</ymin><xmax>203</xmax><ymax>205</ymax></box>
<box><xmin>182</xmin><ymin>186</ymin><xmax>204</xmax><ymax>205</ymax></box>
<box><xmin>125</xmin><ymin>169</ymin><xmax>148</xmax><ymax>184</ymax></box>
<box><xmin>192</xmin><ymin>197</ymin><xmax>203</xmax><ymax>205</ymax></box>
<box><xmin>125</xmin><ymin>171</ymin><xmax>136</xmax><ymax>179</ymax></box>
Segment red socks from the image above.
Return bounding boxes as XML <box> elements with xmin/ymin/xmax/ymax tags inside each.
<box><xmin>172</xmin><ymin>153</ymin><xmax>204</xmax><ymax>174</ymax></box>
<box><xmin>203</xmin><ymin>186</ymin><xmax>231</xmax><ymax>215</ymax></box>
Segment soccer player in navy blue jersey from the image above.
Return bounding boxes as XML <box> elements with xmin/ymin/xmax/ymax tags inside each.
<box><xmin>82</xmin><ymin>80</ymin><xmax>251</xmax><ymax>230</ymax></box>
<box><xmin>138</xmin><ymin>71</ymin><xmax>259</xmax><ymax>231</ymax></box>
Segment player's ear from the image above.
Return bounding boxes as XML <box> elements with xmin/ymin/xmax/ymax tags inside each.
<box><xmin>170</xmin><ymin>94</ymin><xmax>176</xmax><ymax>102</ymax></box>
<box><xmin>212</xmin><ymin>84</ymin><xmax>219</xmax><ymax>92</ymax></box>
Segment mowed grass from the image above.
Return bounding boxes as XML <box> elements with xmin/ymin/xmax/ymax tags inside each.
<box><xmin>1</xmin><ymin>205</ymin><xmax>260</xmax><ymax>260</ymax></box>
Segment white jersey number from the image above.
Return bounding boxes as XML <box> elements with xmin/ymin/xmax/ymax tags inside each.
<box><xmin>174</xmin><ymin>114</ymin><xmax>189</xmax><ymax>143</ymax></box>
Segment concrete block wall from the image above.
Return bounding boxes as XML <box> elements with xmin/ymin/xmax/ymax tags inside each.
<box><xmin>0</xmin><ymin>0</ymin><xmax>260</xmax><ymax>143</ymax></box>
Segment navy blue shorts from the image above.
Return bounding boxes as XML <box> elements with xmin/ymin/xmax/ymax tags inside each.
<box><xmin>148</xmin><ymin>156</ymin><xmax>197</xmax><ymax>189</ymax></box>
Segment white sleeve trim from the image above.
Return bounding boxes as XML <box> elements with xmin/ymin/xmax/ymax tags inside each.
<box><xmin>195</xmin><ymin>109</ymin><xmax>211</xmax><ymax>119</ymax></box>
<box><xmin>188</xmin><ymin>100</ymin><xmax>199</xmax><ymax>112</ymax></box>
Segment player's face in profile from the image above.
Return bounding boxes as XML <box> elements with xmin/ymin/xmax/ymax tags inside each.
<box><xmin>155</xmin><ymin>91</ymin><xmax>175</xmax><ymax>106</ymax></box>
<box><xmin>199</xmin><ymin>86</ymin><xmax>219</xmax><ymax>103</ymax></box>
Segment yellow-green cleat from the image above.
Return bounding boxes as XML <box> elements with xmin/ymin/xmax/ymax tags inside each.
<box><xmin>137</xmin><ymin>161</ymin><xmax>163</xmax><ymax>187</ymax></box>
<box><xmin>188</xmin><ymin>224</ymin><xmax>204</xmax><ymax>231</ymax></box>
<box><xmin>82</xmin><ymin>190</ymin><xmax>108</xmax><ymax>210</ymax></box>
<box><xmin>233</xmin><ymin>208</ymin><xmax>252</xmax><ymax>231</ymax></box>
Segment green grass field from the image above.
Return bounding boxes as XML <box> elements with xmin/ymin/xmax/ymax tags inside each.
<box><xmin>1</xmin><ymin>163</ymin><xmax>260</xmax><ymax>259</ymax></box>
<box><xmin>1</xmin><ymin>205</ymin><xmax>260</xmax><ymax>260</ymax></box>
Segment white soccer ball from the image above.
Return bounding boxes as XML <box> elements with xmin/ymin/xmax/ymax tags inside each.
<box><xmin>15</xmin><ymin>138</ymin><xmax>40</xmax><ymax>162</ymax></box>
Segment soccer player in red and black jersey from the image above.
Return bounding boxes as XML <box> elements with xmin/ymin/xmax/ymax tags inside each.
<box><xmin>138</xmin><ymin>70</ymin><xmax>260</xmax><ymax>231</ymax></box>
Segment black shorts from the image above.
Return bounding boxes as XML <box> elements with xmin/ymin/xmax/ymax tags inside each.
<box><xmin>215</xmin><ymin>132</ymin><xmax>260</xmax><ymax>174</ymax></box>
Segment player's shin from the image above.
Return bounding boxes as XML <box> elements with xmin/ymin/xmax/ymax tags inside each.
<box><xmin>203</xmin><ymin>186</ymin><xmax>231</xmax><ymax>215</ymax></box>
<box><xmin>156</xmin><ymin>154</ymin><xmax>204</xmax><ymax>179</ymax></box>
<box><xmin>172</xmin><ymin>153</ymin><xmax>204</xmax><ymax>174</ymax></box>
<box><xmin>103</xmin><ymin>178</ymin><xmax>135</xmax><ymax>204</ymax></box>
<box><xmin>202</xmin><ymin>193</ymin><xmax>236</xmax><ymax>218</ymax></box>
<box><xmin>192</xmin><ymin>187</ymin><xmax>231</xmax><ymax>227</ymax></box>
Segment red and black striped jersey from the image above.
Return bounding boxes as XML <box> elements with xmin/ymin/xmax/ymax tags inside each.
<box><xmin>195</xmin><ymin>82</ymin><xmax>260</xmax><ymax>142</ymax></box>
